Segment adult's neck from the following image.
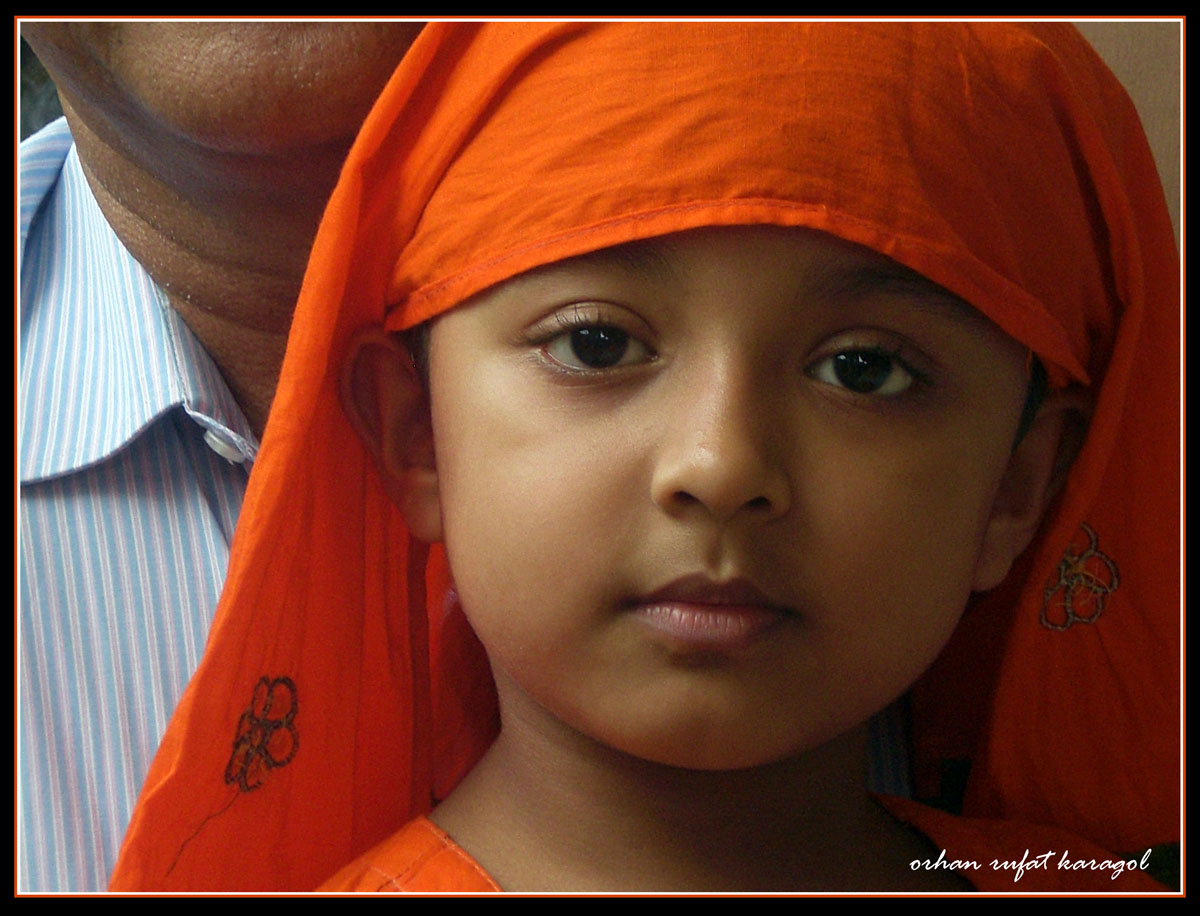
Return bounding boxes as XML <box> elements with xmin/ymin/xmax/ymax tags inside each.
<box><xmin>60</xmin><ymin>93</ymin><xmax>350</xmax><ymax>436</ymax></box>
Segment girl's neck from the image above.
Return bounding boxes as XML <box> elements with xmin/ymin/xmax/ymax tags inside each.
<box><xmin>431</xmin><ymin>680</ymin><xmax>958</xmax><ymax>892</ymax></box>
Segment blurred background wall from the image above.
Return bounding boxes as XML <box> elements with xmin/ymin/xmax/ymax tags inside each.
<box><xmin>1074</xmin><ymin>21</ymin><xmax>1181</xmax><ymax>242</ymax></box>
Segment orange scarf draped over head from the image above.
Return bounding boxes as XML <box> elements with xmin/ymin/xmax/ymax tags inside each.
<box><xmin>110</xmin><ymin>23</ymin><xmax>1179</xmax><ymax>890</ymax></box>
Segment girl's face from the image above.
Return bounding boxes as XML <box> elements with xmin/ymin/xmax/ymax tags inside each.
<box><xmin>425</xmin><ymin>226</ymin><xmax>1031</xmax><ymax>770</ymax></box>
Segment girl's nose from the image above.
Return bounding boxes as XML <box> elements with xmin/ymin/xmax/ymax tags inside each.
<box><xmin>649</xmin><ymin>363</ymin><xmax>791</xmax><ymax>525</ymax></box>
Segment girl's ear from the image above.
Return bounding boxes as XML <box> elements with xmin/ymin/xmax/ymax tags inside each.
<box><xmin>341</xmin><ymin>327</ymin><xmax>443</xmax><ymax>543</ymax></box>
<box><xmin>972</xmin><ymin>388</ymin><xmax>1091</xmax><ymax>592</ymax></box>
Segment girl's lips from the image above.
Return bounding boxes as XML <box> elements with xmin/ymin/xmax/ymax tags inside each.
<box><xmin>632</xmin><ymin>602</ymin><xmax>788</xmax><ymax>653</ymax></box>
<box><xmin>629</xmin><ymin>575</ymin><xmax>792</xmax><ymax>653</ymax></box>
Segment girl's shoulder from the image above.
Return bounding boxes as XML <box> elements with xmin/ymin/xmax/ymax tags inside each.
<box><xmin>319</xmin><ymin>815</ymin><xmax>501</xmax><ymax>893</ymax></box>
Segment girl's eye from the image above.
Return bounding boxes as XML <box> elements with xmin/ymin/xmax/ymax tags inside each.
<box><xmin>545</xmin><ymin>325</ymin><xmax>652</xmax><ymax>370</ymax></box>
<box><xmin>810</xmin><ymin>349</ymin><xmax>915</xmax><ymax>396</ymax></box>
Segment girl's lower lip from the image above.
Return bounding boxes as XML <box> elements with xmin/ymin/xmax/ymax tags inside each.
<box><xmin>631</xmin><ymin>601</ymin><xmax>787</xmax><ymax>653</ymax></box>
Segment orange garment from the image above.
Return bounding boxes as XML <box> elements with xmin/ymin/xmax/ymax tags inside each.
<box><xmin>320</xmin><ymin>818</ymin><xmax>500</xmax><ymax>892</ymax></box>
<box><xmin>110</xmin><ymin>24</ymin><xmax>1179</xmax><ymax>891</ymax></box>
<box><xmin>319</xmin><ymin>803</ymin><xmax>1165</xmax><ymax>893</ymax></box>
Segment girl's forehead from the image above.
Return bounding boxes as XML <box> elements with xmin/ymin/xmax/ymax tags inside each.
<box><xmin>492</xmin><ymin>226</ymin><xmax>998</xmax><ymax>334</ymax></box>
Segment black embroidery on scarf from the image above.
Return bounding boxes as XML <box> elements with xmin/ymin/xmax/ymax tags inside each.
<box><xmin>224</xmin><ymin>676</ymin><xmax>299</xmax><ymax>792</ymax></box>
<box><xmin>1041</xmin><ymin>523</ymin><xmax>1120</xmax><ymax>631</ymax></box>
<box><xmin>166</xmin><ymin>676</ymin><xmax>299</xmax><ymax>877</ymax></box>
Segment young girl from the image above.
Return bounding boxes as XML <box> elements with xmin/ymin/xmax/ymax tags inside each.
<box><xmin>111</xmin><ymin>23</ymin><xmax>1178</xmax><ymax>892</ymax></box>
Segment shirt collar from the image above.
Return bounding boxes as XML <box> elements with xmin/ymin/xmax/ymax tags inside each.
<box><xmin>19</xmin><ymin>121</ymin><xmax>257</xmax><ymax>483</ymax></box>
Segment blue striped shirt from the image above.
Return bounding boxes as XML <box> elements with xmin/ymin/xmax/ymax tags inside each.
<box><xmin>18</xmin><ymin>118</ymin><xmax>257</xmax><ymax>892</ymax></box>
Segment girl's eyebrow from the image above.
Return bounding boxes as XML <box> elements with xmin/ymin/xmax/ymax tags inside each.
<box><xmin>547</xmin><ymin>238</ymin><xmax>681</xmax><ymax>284</ymax></box>
<box><xmin>533</xmin><ymin>236</ymin><xmax>992</xmax><ymax>330</ymax></box>
<box><xmin>818</xmin><ymin>261</ymin><xmax>992</xmax><ymax>329</ymax></box>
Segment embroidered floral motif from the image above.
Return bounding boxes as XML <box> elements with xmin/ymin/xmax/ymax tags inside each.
<box><xmin>1041</xmin><ymin>523</ymin><xmax>1120</xmax><ymax>631</ymax></box>
<box><xmin>224</xmin><ymin>676</ymin><xmax>298</xmax><ymax>792</ymax></box>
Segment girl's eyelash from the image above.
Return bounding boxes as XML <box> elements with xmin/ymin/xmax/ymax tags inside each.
<box><xmin>526</xmin><ymin>304</ymin><xmax>657</xmax><ymax>375</ymax></box>
<box><xmin>531</xmin><ymin>304</ymin><xmax>626</xmax><ymax>341</ymax></box>
<box><xmin>807</xmin><ymin>341</ymin><xmax>935</xmax><ymax>399</ymax></box>
<box><xmin>549</xmin><ymin>308</ymin><xmax>600</xmax><ymax>337</ymax></box>
<box><xmin>526</xmin><ymin>311</ymin><xmax>933</xmax><ymax>393</ymax></box>
<box><xmin>850</xmin><ymin>344</ymin><xmax>930</xmax><ymax>383</ymax></box>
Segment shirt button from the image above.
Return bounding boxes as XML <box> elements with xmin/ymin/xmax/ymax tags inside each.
<box><xmin>203</xmin><ymin>428</ymin><xmax>247</xmax><ymax>464</ymax></box>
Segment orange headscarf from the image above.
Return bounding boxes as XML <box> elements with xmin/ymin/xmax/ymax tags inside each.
<box><xmin>110</xmin><ymin>23</ymin><xmax>1179</xmax><ymax>891</ymax></box>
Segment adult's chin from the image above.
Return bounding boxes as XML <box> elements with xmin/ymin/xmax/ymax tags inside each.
<box><xmin>24</xmin><ymin>22</ymin><xmax>422</xmax><ymax>155</ymax></box>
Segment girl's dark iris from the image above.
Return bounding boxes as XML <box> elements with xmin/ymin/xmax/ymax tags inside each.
<box><xmin>570</xmin><ymin>326</ymin><xmax>628</xmax><ymax>368</ymax></box>
<box><xmin>833</xmin><ymin>351</ymin><xmax>894</xmax><ymax>393</ymax></box>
